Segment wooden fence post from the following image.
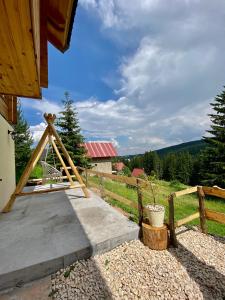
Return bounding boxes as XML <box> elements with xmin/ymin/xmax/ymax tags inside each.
<box><xmin>168</xmin><ymin>193</ymin><xmax>178</xmax><ymax>247</ymax></box>
<box><xmin>85</xmin><ymin>168</ymin><xmax>88</xmax><ymax>187</ymax></box>
<box><xmin>137</xmin><ymin>179</ymin><xmax>144</xmax><ymax>239</ymax></box>
<box><xmin>197</xmin><ymin>186</ymin><xmax>207</xmax><ymax>234</ymax></box>
<box><xmin>99</xmin><ymin>175</ymin><xmax>105</xmax><ymax>199</ymax></box>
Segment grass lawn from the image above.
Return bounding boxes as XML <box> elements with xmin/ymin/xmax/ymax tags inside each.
<box><xmin>88</xmin><ymin>176</ymin><xmax>225</xmax><ymax>237</ymax></box>
<box><xmin>30</xmin><ymin>164</ymin><xmax>43</xmax><ymax>179</ymax></box>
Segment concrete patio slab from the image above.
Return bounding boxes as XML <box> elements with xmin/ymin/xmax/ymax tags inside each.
<box><xmin>0</xmin><ymin>185</ymin><xmax>139</xmax><ymax>291</ymax></box>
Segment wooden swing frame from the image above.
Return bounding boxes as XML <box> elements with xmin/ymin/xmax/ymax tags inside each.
<box><xmin>2</xmin><ymin>113</ymin><xmax>90</xmax><ymax>213</ymax></box>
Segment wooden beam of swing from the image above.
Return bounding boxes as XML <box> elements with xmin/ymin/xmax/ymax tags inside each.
<box><xmin>3</xmin><ymin>113</ymin><xmax>89</xmax><ymax>213</ymax></box>
<box><xmin>44</xmin><ymin>113</ymin><xmax>90</xmax><ymax>198</ymax></box>
<box><xmin>2</xmin><ymin>126</ymin><xmax>49</xmax><ymax>212</ymax></box>
<box><xmin>51</xmin><ymin>138</ymin><xmax>74</xmax><ymax>185</ymax></box>
<box><xmin>16</xmin><ymin>184</ymin><xmax>85</xmax><ymax>197</ymax></box>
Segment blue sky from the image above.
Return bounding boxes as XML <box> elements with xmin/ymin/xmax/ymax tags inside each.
<box><xmin>22</xmin><ymin>0</ymin><xmax>225</xmax><ymax>155</ymax></box>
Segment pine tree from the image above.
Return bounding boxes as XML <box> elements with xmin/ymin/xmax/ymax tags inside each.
<box><xmin>176</xmin><ymin>151</ymin><xmax>193</xmax><ymax>184</ymax></box>
<box><xmin>163</xmin><ymin>153</ymin><xmax>177</xmax><ymax>181</ymax></box>
<box><xmin>200</xmin><ymin>88</ymin><xmax>225</xmax><ymax>187</ymax></box>
<box><xmin>56</xmin><ymin>92</ymin><xmax>88</xmax><ymax>167</ymax></box>
<box><xmin>14</xmin><ymin>101</ymin><xmax>33</xmax><ymax>182</ymax></box>
<box><xmin>143</xmin><ymin>151</ymin><xmax>162</xmax><ymax>178</ymax></box>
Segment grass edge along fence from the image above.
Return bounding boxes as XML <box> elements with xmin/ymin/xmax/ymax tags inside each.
<box><xmin>78</xmin><ymin>167</ymin><xmax>146</xmax><ymax>227</ymax></box>
<box><xmin>78</xmin><ymin>167</ymin><xmax>225</xmax><ymax>246</ymax></box>
<box><xmin>169</xmin><ymin>186</ymin><xmax>225</xmax><ymax>247</ymax></box>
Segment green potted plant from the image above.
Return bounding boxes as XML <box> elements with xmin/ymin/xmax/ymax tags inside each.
<box><xmin>145</xmin><ymin>180</ymin><xmax>165</xmax><ymax>227</ymax></box>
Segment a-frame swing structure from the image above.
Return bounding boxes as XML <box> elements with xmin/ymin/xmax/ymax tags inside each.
<box><xmin>2</xmin><ymin>113</ymin><xmax>89</xmax><ymax>213</ymax></box>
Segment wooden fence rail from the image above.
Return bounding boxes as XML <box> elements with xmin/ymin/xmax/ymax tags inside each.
<box><xmin>205</xmin><ymin>209</ymin><xmax>225</xmax><ymax>225</ymax></box>
<box><xmin>77</xmin><ymin>167</ymin><xmax>225</xmax><ymax>247</ymax></box>
<box><xmin>169</xmin><ymin>185</ymin><xmax>225</xmax><ymax>247</ymax></box>
<box><xmin>77</xmin><ymin>167</ymin><xmax>149</xmax><ymax>188</ymax></box>
<box><xmin>77</xmin><ymin>167</ymin><xmax>149</xmax><ymax>231</ymax></box>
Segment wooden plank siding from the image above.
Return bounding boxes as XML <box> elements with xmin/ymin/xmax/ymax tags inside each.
<box><xmin>0</xmin><ymin>95</ymin><xmax>17</xmax><ymax>124</ymax></box>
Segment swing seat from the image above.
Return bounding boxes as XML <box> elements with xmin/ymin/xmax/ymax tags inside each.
<box><xmin>40</xmin><ymin>161</ymin><xmax>63</xmax><ymax>184</ymax></box>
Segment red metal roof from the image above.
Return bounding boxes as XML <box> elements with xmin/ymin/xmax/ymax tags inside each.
<box><xmin>84</xmin><ymin>142</ymin><xmax>117</xmax><ymax>158</ymax></box>
<box><xmin>131</xmin><ymin>168</ymin><xmax>145</xmax><ymax>177</ymax></box>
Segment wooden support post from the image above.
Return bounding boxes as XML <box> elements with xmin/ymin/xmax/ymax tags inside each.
<box><xmin>137</xmin><ymin>179</ymin><xmax>144</xmax><ymax>228</ymax></box>
<box><xmin>197</xmin><ymin>186</ymin><xmax>207</xmax><ymax>234</ymax></box>
<box><xmin>2</xmin><ymin>126</ymin><xmax>49</xmax><ymax>212</ymax></box>
<box><xmin>45</xmin><ymin>114</ymin><xmax>90</xmax><ymax>198</ymax></box>
<box><xmin>168</xmin><ymin>193</ymin><xmax>178</xmax><ymax>247</ymax></box>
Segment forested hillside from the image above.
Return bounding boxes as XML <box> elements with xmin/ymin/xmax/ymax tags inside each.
<box><xmin>116</xmin><ymin>88</ymin><xmax>225</xmax><ymax>189</ymax></box>
<box><xmin>115</xmin><ymin>140</ymin><xmax>206</xmax><ymax>186</ymax></box>
<box><xmin>156</xmin><ymin>140</ymin><xmax>206</xmax><ymax>156</ymax></box>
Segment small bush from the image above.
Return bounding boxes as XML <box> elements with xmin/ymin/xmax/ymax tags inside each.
<box><xmin>169</xmin><ymin>180</ymin><xmax>183</xmax><ymax>189</ymax></box>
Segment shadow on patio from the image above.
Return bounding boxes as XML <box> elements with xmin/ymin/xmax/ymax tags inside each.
<box><xmin>0</xmin><ymin>185</ymin><xmax>138</xmax><ymax>296</ymax></box>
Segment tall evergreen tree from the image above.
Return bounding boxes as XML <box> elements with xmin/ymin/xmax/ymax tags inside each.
<box><xmin>14</xmin><ymin>101</ymin><xmax>33</xmax><ymax>182</ymax></box>
<box><xmin>163</xmin><ymin>153</ymin><xmax>177</xmax><ymax>181</ymax></box>
<box><xmin>200</xmin><ymin>88</ymin><xmax>225</xmax><ymax>187</ymax></box>
<box><xmin>129</xmin><ymin>155</ymin><xmax>143</xmax><ymax>170</ymax></box>
<box><xmin>56</xmin><ymin>92</ymin><xmax>88</xmax><ymax>167</ymax></box>
<box><xmin>176</xmin><ymin>151</ymin><xmax>193</xmax><ymax>184</ymax></box>
<box><xmin>143</xmin><ymin>151</ymin><xmax>162</xmax><ymax>178</ymax></box>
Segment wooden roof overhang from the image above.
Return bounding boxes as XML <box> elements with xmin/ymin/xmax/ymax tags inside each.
<box><xmin>0</xmin><ymin>0</ymin><xmax>77</xmax><ymax>100</ymax></box>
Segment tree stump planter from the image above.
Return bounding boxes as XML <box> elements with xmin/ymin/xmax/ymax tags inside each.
<box><xmin>142</xmin><ymin>223</ymin><xmax>168</xmax><ymax>250</ymax></box>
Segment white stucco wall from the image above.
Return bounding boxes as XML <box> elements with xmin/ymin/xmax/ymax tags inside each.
<box><xmin>0</xmin><ymin>115</ymin><xmax>15</xmax><ymax>211</ymax></box>
<box><xmin>90</xmin><ymin>159</ymin><xmax>112</xmax><ymax>174</ymax></box>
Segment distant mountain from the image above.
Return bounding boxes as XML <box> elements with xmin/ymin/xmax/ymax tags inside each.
<box><xmin>156</xmin><ymin>140</ymin><xmax>206</xmax><ymax>157</ymax></box>
<box><xmin>120</xmin><ymin>140</ymin><xmax>207</xmax><ymax>160</ymax></box>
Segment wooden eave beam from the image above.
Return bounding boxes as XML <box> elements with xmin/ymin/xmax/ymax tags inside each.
<box><xmin>40</xmin><ymin>0</ymin><xmax>48</xmax><ymax>87</ymax></box>
<box><xmin>47</xmin><ymin>0</ymin><xmax>77</xmax><ymax>52</ymax></box>
<box><xmin>0</xmin><ymin>0</ymin><xmax>41</xmax><ymax>98</ymax></box>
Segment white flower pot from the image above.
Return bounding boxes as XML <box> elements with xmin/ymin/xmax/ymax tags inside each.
<box><xmin>145</xmin><ymin>204</ymin><xmax>165</xmax><ymax>228</ymax></box>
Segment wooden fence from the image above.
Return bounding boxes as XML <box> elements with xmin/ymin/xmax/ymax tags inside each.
<box><xmin>77</xmin><ymin>167</ymin><xmax>148</xmax><ymax>226</ymax></box>
<box><xmin>78</xmin><ymin>167</ymin><xmax>225</xmax><ymax>247</ymax></box>
<box><xmin>169</xmin><ymin>186</ymin><xmax>225</xmax><ymax>247</ymax></box>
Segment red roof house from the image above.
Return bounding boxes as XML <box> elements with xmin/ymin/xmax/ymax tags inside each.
<box><xmin>84</xmin><ymin>142</ymin><xmax>117</xmax><ymax>158</ymax></box>
<box><xmin>113</xmin><ymin>162</ymin><xmax>125</xmax><ymax>172</ymax></box>
<box><xmin>131</xmin><ymin>168</ymin><xmax>145</xmax><ymax>177</ymax></box>
<box><xmin>84</xmin><ymin>142</ymin><xmax>117</xmax><ymax>174</ymax></box>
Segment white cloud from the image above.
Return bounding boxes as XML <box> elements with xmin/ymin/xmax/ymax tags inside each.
<box><xmin>25</xmin><ymin>1</ymin><xmax>225</xmax><ymax>155</ymax></box>
<box><xmin>23</xmin><ymin>98</ymin><xmax>61</xmax><ymax>116</ymax></box>
<box><xmin>30</xmin><ymin>122</ymin><xmax>47</xmax><ymax>144</ymax></box>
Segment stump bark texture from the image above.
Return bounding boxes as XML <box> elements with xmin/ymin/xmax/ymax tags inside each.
<box><xmin>142</xmin><ymin>223</ymin><xmax>168</xmax><ymax>250</ymax></box>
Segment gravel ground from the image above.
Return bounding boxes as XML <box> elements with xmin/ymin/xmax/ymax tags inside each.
<box><xmin>51</xmin><ymin>227</ymin><xmax>225</xmax><ymax>300</ymax></box>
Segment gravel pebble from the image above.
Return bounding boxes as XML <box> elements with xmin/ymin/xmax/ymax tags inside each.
<box><xmin>51</xmin><ymin>227</ymin><xmax>225</xmax><ymax>299</ymax></box>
